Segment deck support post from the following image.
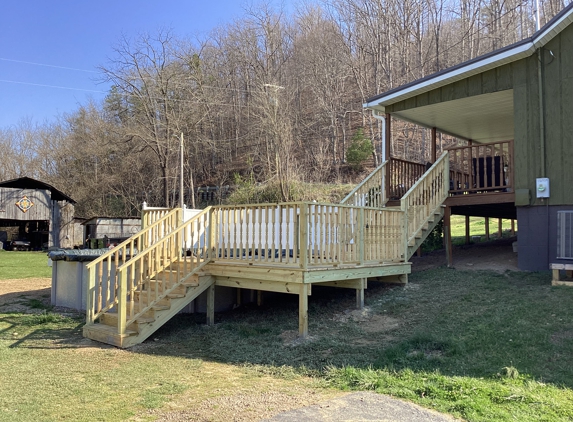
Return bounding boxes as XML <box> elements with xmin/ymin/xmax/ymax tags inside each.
<box><xmin>257</xmin><ymin>290</ymin><xmax>263</xmax><ymax>306</ymax></box>
<box><xmin>298</xmin><ymin>284</ymin><xmax>309</xmax><ymax>338</ymax></box>
<box><xmin>356</xmin><ymin>278</ymin><xmax>365</xmax><ymax>309</ymax></box>
<box><xmin>498</xmin><ymin>218</ymin><xmax>503</xmax><ymax>238</ymax></box>
<box><xmin>444</xmin><ymin>206</ymin><xmax>453</xmax><ymax>267</ymax></box>
<box><xmin>511</xmin><ymin>219</ymin><xmax>515</xmax><ymax>236</ymax></box>
<box><xmin>206</xmin><ymin>283</ymin><xmax>215</xmax><ymax>326</ymax></box>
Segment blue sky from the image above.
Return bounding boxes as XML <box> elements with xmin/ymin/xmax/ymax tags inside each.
<box><xmin>0</xmin><ymin>1</ymin><xmax>260</xmax><ymax>129</ymax></box>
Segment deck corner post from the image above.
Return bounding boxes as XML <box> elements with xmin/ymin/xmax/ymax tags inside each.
<box><xmin>206</xmin><ymin>283</ymin><xmax>215</xmax><ymax>326</ymax></box>
<box><xmin>299</xmin><ymin>203</ymin><xmax>308</xmax><ymax>269</ymax></box>
<box><xmin>298</xmin><ymin>283</ymin><xmax>309</xmax><ymax>338</ymax></box>
<box><xmin>358</xmin><ymin>207</ymin><xmax>365</xmax><ymax>265</ymax></box>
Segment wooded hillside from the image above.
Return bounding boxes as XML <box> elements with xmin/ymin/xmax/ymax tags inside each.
<box><xmin>0</xmin><ymin>0</ymin><xmax>566</xmax><ymax>216</ymax></box>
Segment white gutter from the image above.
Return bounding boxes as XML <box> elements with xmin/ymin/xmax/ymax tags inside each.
<box><xmin>364</xmin><ymin>42</ymin><xmax>532</xmax><ymax>109</ymax></box>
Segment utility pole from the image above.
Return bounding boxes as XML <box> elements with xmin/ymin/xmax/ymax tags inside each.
<box><xmin>180</xmin><ymin>132</ymin><xmax>184</xmax><ymax>210</ymax></box>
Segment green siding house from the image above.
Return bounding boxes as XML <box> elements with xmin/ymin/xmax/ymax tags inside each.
<box><xmin>365</xmin><ymin>4</ymin><xmax>573</xmax><ymax>271</ymax></box>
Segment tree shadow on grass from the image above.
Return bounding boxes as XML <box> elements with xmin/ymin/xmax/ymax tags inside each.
<box><xmin>0</xmin><ymin>313</ymin><xmax>89</xmax><ymax>349</ymax></box>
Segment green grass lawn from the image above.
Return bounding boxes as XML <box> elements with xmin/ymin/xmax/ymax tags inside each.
<box><xmin>0</xmin><ymin>251</ymin><xmax>51</xmax><ymax>279</ymax></box>
<box><xmin>451</xmin><ymin>215</ymin><xmax>516</xmax><ymax>241</ymax></box>
<box><xmin>2</xmin><ymin>263</ymin><xmax>573</xmax><ymax>421</ymax></box>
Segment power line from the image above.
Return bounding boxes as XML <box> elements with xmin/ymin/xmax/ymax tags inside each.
<box><xmin>0</xmin><ymin>79</ymin><xmax>105</xmax><ymax>93</ymax></box>
<box><xmin>0</xmin><ymin>57</ymin><xmax>98</xmax><ymax>73</ymax></box>
<box><xmin>0</xmin><ymin>78</ymin><xmax>249</xmax><ymax>107</ymax></box>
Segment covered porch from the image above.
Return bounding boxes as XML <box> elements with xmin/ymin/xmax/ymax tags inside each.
<box><xmin>370</xmin><ymin>87</ymin><xmax>517</xmax><ymax>265</ymax></box>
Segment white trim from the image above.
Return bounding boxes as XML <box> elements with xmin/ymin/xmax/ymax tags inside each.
<box><xmin>364</xmin><ymin>43</ymin><xmax>532</xmax><ymax>109</ymax></box>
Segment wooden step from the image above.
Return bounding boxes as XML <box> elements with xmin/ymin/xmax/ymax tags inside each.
<box><xmin>83</xmin><ymin>323</ymin><xmax>137</xmax><ymax>347</ymax></box>
<box><xmin>100</xmin><ymin>312</ymin><xmax>155</xmax><ymax>329</ymax></box>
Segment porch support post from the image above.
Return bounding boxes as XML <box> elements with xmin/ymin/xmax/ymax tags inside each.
<box><xmin>485</xmin><ymin>217</ymin><xmax>490</xmax><ymax>240</ymax></box>
<box><xmin>298</xmin><ymin>283</ymin><xmax>309</xmax><ymax>338</ymax></box>
<box><xmin>465</xmin><ymin>215</ymin><xmax>470</xmax><ymax>244</ymax></box>
<box><xmin>498</xmin><ymin>218</ymin><xmax>503</xmax><ymax>238</ymax></box>
<box><xmin>431</xmin><ymin>127</ymin><xmax>437</xmax><ymax>163</ymax></box>
<box><xmin>511</xmin><ymin>219</ymin><xmax>516</xmax><ymax>236</ymax></box>
<box><xmin>444</xmin><ymin>206</ymin><xmax>453</xmax><ymax>267</ymax></box>
<box><xmin>385</xmin><ymin>113</ymin><xmax>391</xmax><ymax>200</ymax></box>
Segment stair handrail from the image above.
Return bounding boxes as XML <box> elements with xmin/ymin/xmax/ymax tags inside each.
<box><xmin>115</xmin><ymin>207</ymin><xmax>212</xmax><ymax>334</ymax></box>
<box><xmin>400</xmin><ymin>151</ymin><xmax>449</xmax><ymax>258</ymax></box>
<box><xmin>86</xmin><ymin>207</ymin><xmax>183</xmax><ymax>324</ymax></box>
<box><xmin>341</xmin><ymin>160</ymin><xmax>388</xmax><ymax>207</ymax></box>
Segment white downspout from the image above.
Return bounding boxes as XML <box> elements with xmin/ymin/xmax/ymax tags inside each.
<box><xmin>373</xmin><ymin>110</ymin><xmax>387</xmax><ymax>161</ymax></box>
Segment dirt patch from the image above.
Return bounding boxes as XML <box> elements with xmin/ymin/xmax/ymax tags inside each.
<box><xmin>411</xmin><ymin>238</ymin><xmax>518</xmax><ymax>273</ymax></box>
<box><xmin>150</xmin><ymin>388</ymin><xmax>336</xmax><ymax>422</ymax></box>
<box><xmin>550</xmin><ymin>330</ymin><xmax>573</xmax><ymax>345</ymax></box>
<box><xmin>333</xmin><ymin>307</ymin><xmax>401</xmax><ymax>341</ymax></box>
<box><xmin>0</xmin><ymin>278</ymin><xmax>51</xmax><ymax>312</ymax></box>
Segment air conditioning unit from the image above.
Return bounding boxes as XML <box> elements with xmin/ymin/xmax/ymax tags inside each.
<box><xmin>557</xmin><ymin>211</ymin><xmax>573</xmax><ymax>259</ymax></box>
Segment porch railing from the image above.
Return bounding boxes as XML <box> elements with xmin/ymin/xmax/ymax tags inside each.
<box><xmin>447</xmin><ymin>140</ymin><xmax>513</xmax><ymax>195</ymax></box>
<box><xmin>388</xmin><ymin>157</ymin><xmax>428</xmax><ymax>200</ymax></box>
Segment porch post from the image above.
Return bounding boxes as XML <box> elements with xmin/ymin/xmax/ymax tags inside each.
<box><xmin>431</xmin><ymin>127</ymin><xmax>437</xmax><ymax>163</ymax></box>
<box><xmin>444</xmin><ymin>206</ymin><xmax>453</xmax><ymax>267</ymax></box>
<box><xmin>385</xmin><ymin>113</ymin><xmax>391</xmax><ymax>200</ymax></box>
<box><xmin>485</xmin><ymin>217</ymin><xmax>490</xmax><ymax>240</ymax></box>
<box><xmin>465</xmin><ymin>215</ymin><xmax>470</xmax><ymax>244</ymax></box>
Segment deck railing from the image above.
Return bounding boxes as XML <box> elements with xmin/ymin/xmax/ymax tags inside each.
<box><xmin>86</xmin><ymin>208</ymin><xmax>183</xmax><ymax>325</ymax></box>
<box><xmin>388</xmin><ymin>158</ymin><xmax>428</xmax><ymax>199</ymax></box>
<box><xmin>341</xmin><ymin>161</ymin><xmax>387</xmax><ymax>208</ymax></box>
<box><xmin>211</xmin><ymin>202</ymin><xmax>404</xmax><ymax>267</ymax></box>
<box><xmin>401</xmin><ymin>152</ymin><xmax>449</xmax><ymax>254</ymax></box>
<box><xmin>447</xmin><ymin>140</ymin><xmax>513</xmax><ymax>194</ymax></box>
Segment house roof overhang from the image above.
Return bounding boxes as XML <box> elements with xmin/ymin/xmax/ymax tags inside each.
<box><xmin>364</xmin><ymin>4</ymin><xmax>573</xmax><ymax>142</ymax></box>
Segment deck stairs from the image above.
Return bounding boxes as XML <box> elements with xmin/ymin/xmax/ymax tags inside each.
<box><xmin>83</xmin><ymin>152</ymin><xmax>450</xmax><ymax>347</ymax></box>
<box><xmin>83</xmin><ymin>208</ymin><xmax>215</xmax><ymax>348</ymax></box>
<box><xmin>341</xmin><ymin>152</ymin><xmax>449</xmax><ymax>261</ymax></box>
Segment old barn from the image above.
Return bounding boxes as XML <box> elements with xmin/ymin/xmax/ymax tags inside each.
<box><xmin>0</xmin><ymin>177</ymin><xmax>78</xmax><ymax>250</ymax></box>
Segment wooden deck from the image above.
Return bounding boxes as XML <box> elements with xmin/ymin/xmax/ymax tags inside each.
<box><xmin>80</xmin><ymin>151</ymin><xmax>469</xmax><ymax>348</ymax></box>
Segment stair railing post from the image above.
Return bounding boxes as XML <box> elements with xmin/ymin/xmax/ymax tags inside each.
<box><xmin>87</xmin><ymin>266</ymin><xmax>95</xmax><ymax>324</ymax></box>
<box><xmin>118</xmin><ymin>269</ymin><xmax>127</xmax><ymax>335</ymax></box>
<box><xmin>443</xmin><ymin>152</ymin><xmax>450</xmax><ymax>201</ymax></box>
<box><xmin>401</xmin><ymin>199</ymin><xmax>409</xmax><ymax>262</ymax></box>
